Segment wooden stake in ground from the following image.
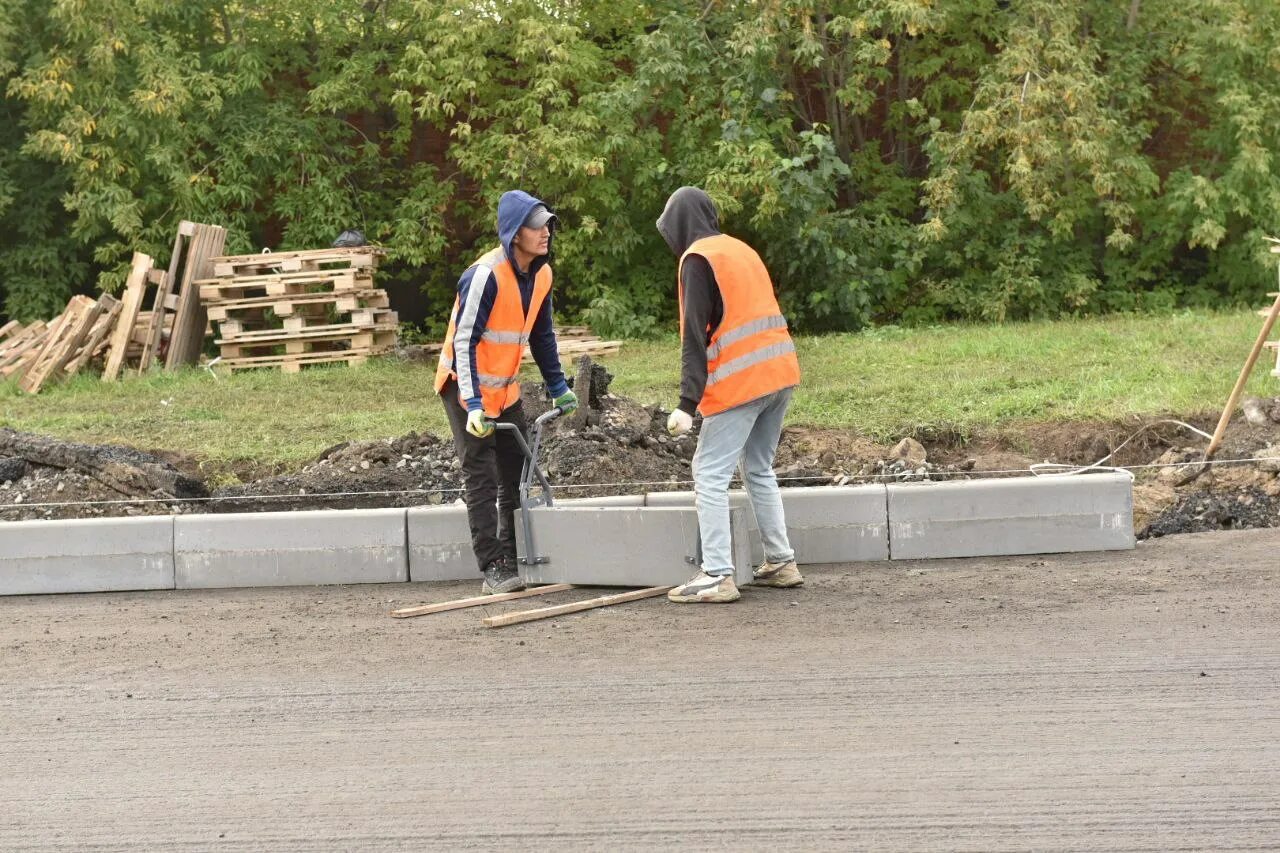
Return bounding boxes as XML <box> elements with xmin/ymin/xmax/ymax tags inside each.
<box><xmin>482</xmin><ymin>586</ymin><xmax>672</xmax><ymax>629</ymax></box>
<box><xmin>1176</xmin><ymin>287</ymin><xmax>1280</xmax><ymax>485</ymax></box>
<box><xmin>390</xmin><ymin>584</ymin><xmax>574</xmax><ymax>618</ymax></box>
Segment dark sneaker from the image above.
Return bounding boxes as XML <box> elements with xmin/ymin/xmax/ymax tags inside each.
<box><xmin>753</xmin><ymin>559</ymin><xmax>804</xmax><ymax>588</ymax></box>
<box><xmin>667</xmin><ymin>571</ymin><xmax>740</xmax><ymax>603</ymax></box>
<box><xmin>481</xmin><ymin>558</ymin><xmax>525</xmax><ymax>595</ymax></box>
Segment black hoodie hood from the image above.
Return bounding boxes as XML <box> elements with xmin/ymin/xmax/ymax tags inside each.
<box><xmin>656</xmin><ymin>186</ymin><xmax>721</xmax><ymax>256</ymax></box>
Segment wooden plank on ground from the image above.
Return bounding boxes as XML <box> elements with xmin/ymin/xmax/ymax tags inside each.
<box><xmin>390</xmin><ymin>584</ymin><xmax>575</xmax><ymax>618</ymax></box>
<box><xmin>481</xmin><ymin>586</ymin><xmax>672</xmax><ymax>629</ymax></box>
<box><xmin>166</xmin><ymin>222</ymin><xmax>227</xmax><ymax>368</ymax></box>
<box><xmin>101</xmin><ymin>252</ymin><xmax>154</xmax><ymax>381</ymax></box>
<box><xmin>205</xmin><ymin>288</ymin><xmax>386</xmax><ymax>320</ymax></box>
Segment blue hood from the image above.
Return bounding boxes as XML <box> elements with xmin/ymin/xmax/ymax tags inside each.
<box><xmin>496</xmin><ymin>190</ymin><xmax>554</xmax><ymax>276</ymax></box>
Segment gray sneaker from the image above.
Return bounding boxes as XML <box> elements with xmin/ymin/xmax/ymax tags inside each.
<box><xmin>753</xmin><ymin>558</ymin><xmax>804</xmax><ymax>588</ymax></box>
<box><xmin>481</xmin><ymin>558</ymin><xmax>525</xmax><ymax>595</ymax></box>
<box><xmin>668</xmin><ymin>571</ymin><xmax>740</xmax><ymax>603</ymax></box>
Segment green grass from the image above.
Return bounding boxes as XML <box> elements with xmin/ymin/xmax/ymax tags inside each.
<box><xmin>1</xmin><ymin>308</ymin><xmax>1275</xmax><ymax>473</ymax></box>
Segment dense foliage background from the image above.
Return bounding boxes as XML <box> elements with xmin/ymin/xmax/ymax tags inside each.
<box><xmin>2</xmin><ymin>0</ymin><xmax>1279</xmax><ymax>336</ymax></box>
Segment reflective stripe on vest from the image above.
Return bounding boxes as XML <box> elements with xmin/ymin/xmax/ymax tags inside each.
<box><xmin>707</xmin><ymin>339</ymin><xmax>798</xmax><ymax>387</ymax></box>
<box><xmin>481</xmin><ymin>329</ymin><xmax>529</xmax><ymax>345</ymax></box>
<box><xmin>436</xmin><ymin>357</ymin><xmax>521</xmax><ymax>389</ymax></box>
<box><xmin>706</xmin><ymin>314</ymin><xmax>789</xmax><ymax>362</ymax></box>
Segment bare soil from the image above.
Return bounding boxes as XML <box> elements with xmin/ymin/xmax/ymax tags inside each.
<box><xmin>3</xmin><ymin>364</ymin><xmax>1280</xmax><ymax>538</ymax></box>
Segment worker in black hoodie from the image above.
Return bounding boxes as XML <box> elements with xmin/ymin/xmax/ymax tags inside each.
<box><xmin>655</xmin><ymin>186</ymin><xmax>804</xmax><ymax>603</ymax></box>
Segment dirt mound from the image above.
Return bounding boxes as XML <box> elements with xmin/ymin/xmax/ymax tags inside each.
<box><xmin>3</xmin><ymin>368</ymin><xmax>1280</xmax><ymax>539</ymax></box>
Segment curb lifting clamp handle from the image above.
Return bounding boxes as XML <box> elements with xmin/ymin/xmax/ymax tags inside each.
<box><xmin>495</xmin><ymin>405</ymin><xmax>567</xmax><ymax>566</ymax></box>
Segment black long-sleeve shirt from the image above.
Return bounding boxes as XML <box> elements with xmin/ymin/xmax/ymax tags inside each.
<box><xmin>678</xmin><ymin>254</ymin><xmax>723</xmax><ymax>415</ymax></box>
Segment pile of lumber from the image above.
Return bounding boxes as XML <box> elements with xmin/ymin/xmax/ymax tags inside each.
<box><xmin>0</xmin><ymin>220</ymin><xmax>227</xmax><ymax>394</ymax></box>
<box><xmin>197</xmin><ymin>247</ymin><xmax>397</xmax><ymax>373</ymax></box>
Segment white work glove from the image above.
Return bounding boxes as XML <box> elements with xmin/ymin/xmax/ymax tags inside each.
<box><xmin>466</xmin><ymin>409</ymin><xmax>494</xmax><ymax>439</ymax></box>
<box><xmin>666</xmin><ymin>409</ymin><xmax>693</xmax><ymax>437</ymax></box>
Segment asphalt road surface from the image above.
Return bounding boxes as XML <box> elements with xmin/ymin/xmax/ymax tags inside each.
<box><xmin>3</xmin><ymin>528</ymin><xmax>1278</xmax><ymax>850</ymax></box>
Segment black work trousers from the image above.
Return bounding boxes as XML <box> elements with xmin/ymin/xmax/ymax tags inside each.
<box><xmin>440</xmin><ymin>380</ymin><xmax>529</xmax><ymax>572</ymax></box>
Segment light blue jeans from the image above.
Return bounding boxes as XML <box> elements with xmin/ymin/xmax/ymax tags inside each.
<box><xmin>693</xmin><ymin>387</ymin><xmax>796</xmax><ymax>576</ymax></box>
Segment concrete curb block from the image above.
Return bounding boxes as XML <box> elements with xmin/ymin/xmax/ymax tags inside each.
<box><xmin>0</xmin><ymin>476</ymin><xmax>1135</xmax><ymax>595</ymax></box>
<box><xmin>521</xmin><ymin>505</ymin><xmax>752</xmax><ymax>587</ymax></box>
<box><xmin>407</xmin><ymin>504</ymin><xmax>474</xmax><ymax>582</ymax></box>
<box><xmin>175</xmin><ymin>508</ymin><xmax>408</xmax><ymax>589</ymax></box>
<box><xmin>644</xmin><ymin>485</ymin><xmax>890</xmax><ymax>565</ymax></box>
<box><xmin>0</xmin><ymin>516</ymin><xmax>174</xmax><ymax>596</ymax></box>
<box><xmin>887</xmin><ymin>472</ymin><xmax>1135</xmax><ymax>560</ymax></box>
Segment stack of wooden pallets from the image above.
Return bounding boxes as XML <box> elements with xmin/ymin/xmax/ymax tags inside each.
<box><xmin>197</xmin><ymin>247</ymin><xmax>397</xmax><ymax>373</ymax></box>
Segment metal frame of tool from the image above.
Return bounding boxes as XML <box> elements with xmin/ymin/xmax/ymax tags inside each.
<box><xmin>495</xmin><ymin>406</ymin><xmax>565</xmax><ymax>567</ymax></box>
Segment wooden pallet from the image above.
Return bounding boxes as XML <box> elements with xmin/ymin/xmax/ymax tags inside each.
<box><xmin>1264</xmin><ymin>340</ymin><xmax>1280</xmax><ymax>376</ymax></box>
<box><xmin>219</xmin><ymin>349</ymin><xmax>378</xmax><ymax>373</ymax></box>
<box><xmin>198</xmin><ymin>269</ymin><xmax>371</xmax><ymax>302</ymax></box>
<box><xmin>216</xmin><ymin>327</ymin><xmax>397</xmax><ymax>359</ymax></box>
<box><xmin>64</xmin><ymin>294</ymin><xmax>122</xmax><ymax>375</ymax></box>
<box><xmin>211</xmin><ymin>247</ymin><xmax>384</xmax><ymax>278</ymax></box>
<box><xmin>19</xmin><ymin>295</ymin><xmax>102</xmax><ymax>394</ymax></box>
<box><xmin>215</xmin><ymin>309</ymin><xmax>397</xmax><ymax>340</ymax></box>
<box><xmin>531</xmin><ymin>338</ymin><xmax>623</xmax><ymax>363</ymax></box>
<box><xmin>166</xmin><ymin>222</ymin><xmax>228</xmax><ymax>369</ymax></box>
<box><xmin>206</xmin><ymin>288</ymin><xmax>388</xmax><ymax>321</ymax></box>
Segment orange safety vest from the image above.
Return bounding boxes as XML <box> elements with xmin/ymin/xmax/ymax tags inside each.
<box><xmin>679</xmin><ymin>234</ymin><xmax>800</xmax><ymax>417</ymax></box>
<box><xmin>434</xmin><ymin>247</ymin><xmax>552</xmax><ymax>417</ymax></box>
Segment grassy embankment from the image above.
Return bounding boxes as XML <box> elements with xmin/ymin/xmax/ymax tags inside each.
<box><xmin>0</xmin><ymin>308</ymin><xmax>1273</xmax><ymax>478</ymax></box>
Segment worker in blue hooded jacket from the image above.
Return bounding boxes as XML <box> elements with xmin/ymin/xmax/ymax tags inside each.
<box><xmin>435</xmin><ymin>191</ymin><xmax>578</xmax><ymax>594</ymax></box>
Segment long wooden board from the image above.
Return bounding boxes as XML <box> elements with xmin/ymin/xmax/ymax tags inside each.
<box><xmin>482</xmin><ymin>586</ymin><xmax>672</xmax><ymax>628</ymax></box>
<box><xmin>101</xmin><ymin>252</ymin><xmax>154</xmax><ymax>381</ymax></box>
<box><xmin>390</xmin><ymin>584</ymin><xmax>575</xmax><ymax>618</ymax></box>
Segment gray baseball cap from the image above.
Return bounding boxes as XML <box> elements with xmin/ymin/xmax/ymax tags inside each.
<box><xmin>523</xmin><ymin>204</ymin><xmax>557</xmax><ymax>229</ymax></box>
